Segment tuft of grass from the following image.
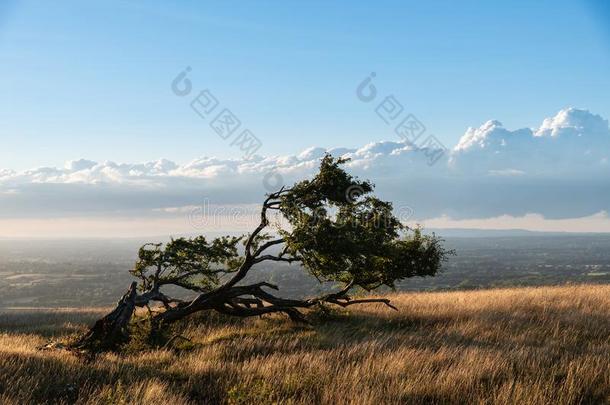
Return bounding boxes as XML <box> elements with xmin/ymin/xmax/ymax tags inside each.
<box><xmin>0</xmin><ymin>284</ymin><xmax>609</xmax><ymax>404</ymax></box>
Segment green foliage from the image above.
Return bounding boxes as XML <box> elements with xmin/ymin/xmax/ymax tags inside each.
<box><xmin>279</xmin><ymin>154</ymin><xmax>451</xmax><ymax>290</ymax></box>
<box><xmin>281</xmin><ymin>156</ymin><xmax>373</xmax><ymax>209</ymax></box>
<box><xmin>130</xmin><ymin>235</ymin><xmax>242</xmax><ymax>291</ymax></box>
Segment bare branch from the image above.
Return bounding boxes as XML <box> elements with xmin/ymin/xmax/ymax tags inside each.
<box><xmin>253</xmin><ymin>238</ymin><xmax>285</xmax><ymax>256</ymax></box>
<box><xmin>214</xmin><ymin>301</ymin><xmax>308</xmax><ymax>323</ymax></box>
<box><xmin>253</xmin><ymin>254</ymin><xmax>301</xmax><ymax>264</ymax></box>
<box><xmin>328</xmin><ymin>297</ymin><xmax>398</xmax><ymax>311</ymax></box>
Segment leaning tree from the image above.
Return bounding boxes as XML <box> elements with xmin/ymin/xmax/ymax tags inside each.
<box><xmin>74</xmin><ymin>155</ymin><xmax>450</xmax><ymax>351</ymax></box>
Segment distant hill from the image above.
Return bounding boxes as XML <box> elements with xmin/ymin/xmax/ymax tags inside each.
<box><xmin>427</xmin><ymin>228</ymin><xmax>610</xmax><ymax>238</ymax></box>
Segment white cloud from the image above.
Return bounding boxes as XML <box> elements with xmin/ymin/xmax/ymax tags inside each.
<box><xmin>535</xmin><ymin>108</ymin><xmax>609</xmax><ymax>138</ymax></box>
<box><xmin>488</xmin><ymin>169</ymin><xmax>526</xmax><ymax>176</ymax></box>
<box><xmin>64</xmin><ymin>159</ymin><xmax>97</xmax><ymax>171</ymax></box>
<box><xmin>0</xmin><ymin>107</ymin><xmax>608</xmax><ymax>234</ymax></box>
<box><xmin>450</xmin><ymin>108</ymin><xmax>610</xmax><ymax>176</ymax></box>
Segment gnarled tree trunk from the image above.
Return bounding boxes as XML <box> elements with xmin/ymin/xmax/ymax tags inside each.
<box><xmin>73</xmin><ymin>282</ymin><xmax>138</xmax><ymax>351</ymax></box>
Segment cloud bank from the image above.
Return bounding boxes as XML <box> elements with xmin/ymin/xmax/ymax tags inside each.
<box><xmin>451</xmin><ymin>108</ymin><xmax>610</xmax><ymax>177</ymax></box>
<box><xmin>1</xmin><ymin>108</ymin><xmax>609</xmax><ymax>235</ymax></box>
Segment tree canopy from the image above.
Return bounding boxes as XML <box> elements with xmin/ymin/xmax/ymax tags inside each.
<box><xmin>74</xmin><ymin>155</ymin><xmax>451</xmax><ymax>351</ymax></box>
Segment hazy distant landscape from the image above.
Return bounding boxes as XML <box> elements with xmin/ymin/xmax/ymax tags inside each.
<box><xmin>2</xmin><ymin>233</ymin><xmax>609</xmax><ymax>308</ymax></box>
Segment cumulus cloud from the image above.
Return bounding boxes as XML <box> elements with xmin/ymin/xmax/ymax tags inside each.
<box><xmin>450</xmin><ymin>108</ymin><xmax>610</xmax><ymax>177</ymax></box>
<box><xmin>535</xmin><ymin>108</ymin><xmax>609</xmax><ymax>138</ymax></box>
<box><xmin>0</xmin><ymin>108</ymin><xmax>609</xmax><ymax>229</ymax></box>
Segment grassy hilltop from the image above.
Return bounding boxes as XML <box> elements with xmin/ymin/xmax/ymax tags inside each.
<box><xmin>0</xmin><ymin>284</ymin><xmax>608</xmax><ymax>404</ymax></box>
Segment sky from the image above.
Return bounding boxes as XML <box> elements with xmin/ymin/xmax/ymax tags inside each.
<box><xmin>0</xmin><ymin>0</ymin><xmax>609</xmax><ymax>237</ymax></box>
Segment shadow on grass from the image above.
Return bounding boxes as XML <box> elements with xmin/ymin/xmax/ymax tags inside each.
<box><xmin>0</xmin><ymin>346</ymin><xmax>230</xmax><ymax>404</ymax></box>
<box><xmin>0</xmin><ymin>309</ymin><xmax>105</xmax><ymax>337</ymax></box>
<box><xmin>203</xmin><ymin>303</ymin><xmax>610</xmax><ymax>364</ymax></box>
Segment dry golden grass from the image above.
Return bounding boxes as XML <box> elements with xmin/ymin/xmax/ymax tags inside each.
<box><xmin>0</xmin><ymin>284</ymin><xmax>608</xmax><ymax>404</ymax></box>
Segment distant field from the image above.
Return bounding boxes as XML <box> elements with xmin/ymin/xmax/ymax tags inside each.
<box><xmin>0</xmin><ymin>284</ymin><xmax>608</xmax><ymax>404</ymax></box>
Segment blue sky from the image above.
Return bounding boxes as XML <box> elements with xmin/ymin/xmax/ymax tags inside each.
<box><xmin>1</xmin><ymin>0</ymin><xmax>609</xmax><ymax>170</ymax></box>
<box><xmin>1</xmin><ymin>0</ymin><xmax>610</xmax><ymax>237</ymax></box>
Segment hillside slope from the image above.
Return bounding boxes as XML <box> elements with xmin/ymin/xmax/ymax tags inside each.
<box><xmin>0</xmin><ymin>284</ymin><xmax>608</xmax><ymax>404</ymax></box>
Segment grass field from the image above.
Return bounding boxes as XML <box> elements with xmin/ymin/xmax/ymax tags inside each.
<box><xmin>0</xmin><ymin>284</ymin><xmax>608</xmax><ymax>404</ymax></box>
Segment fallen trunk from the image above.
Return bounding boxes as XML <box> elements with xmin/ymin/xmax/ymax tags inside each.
<box><xmin>72</xmin><ymin>279</ymin><xmax>397</xmax><ymax>352</ymax></box>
